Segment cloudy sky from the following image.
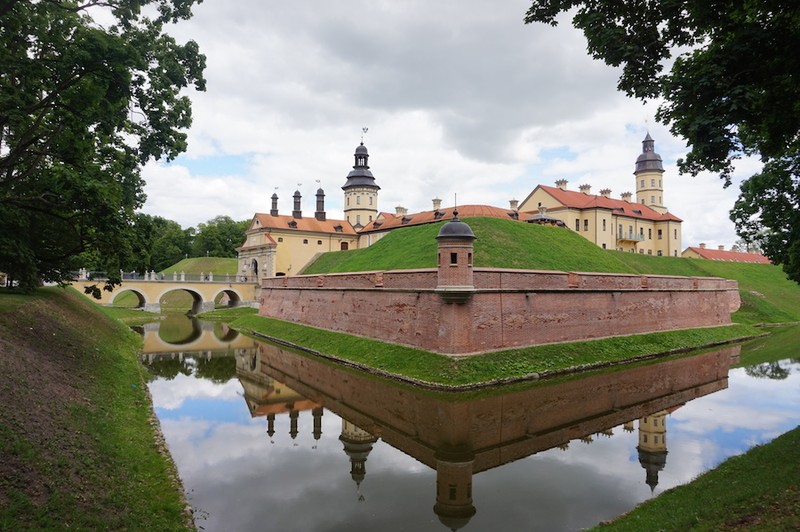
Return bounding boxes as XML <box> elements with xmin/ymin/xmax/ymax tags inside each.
<box><xmin>137</xmin><ymin>0</ymin><xmax>757</xmax><ymax>249</ymax></box>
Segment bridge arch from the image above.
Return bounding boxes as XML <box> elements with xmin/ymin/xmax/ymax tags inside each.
<box><xmin>213</xmin><ymin>288</ymin><xmax>244</xmax><ymax>309</ymax></box>
<box><xmin>155</xmin><ymin>286</ymin><xmax>209</xmax><ymax>314</ymax></box>
<box><xmin>111</xmin><ymin>288</ymin><xmax>147</xmax><ymax>309</ymax></box>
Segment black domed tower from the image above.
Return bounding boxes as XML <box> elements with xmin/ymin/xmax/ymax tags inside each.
<box><xmin>342</xmin><ymin>142</ymin><xmax>380</xmax><ymax>229</ymax></box>
<box><xmin>634</xmin><ymin>133</ymin><xmax>667</xmax><ymax>213</ymax></box>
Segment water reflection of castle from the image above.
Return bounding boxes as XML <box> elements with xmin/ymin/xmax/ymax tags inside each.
<box><xmin>236</xmin><ymin>342</ymin><xmax>740</xmax><ymax>530</ymax></box>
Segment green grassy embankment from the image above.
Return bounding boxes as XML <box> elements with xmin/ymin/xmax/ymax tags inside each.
<box><xmin>595</xmin><ymin>424</ymin><xmax>800</xmax><ymax>531</ymax></box>
<box><xmin>161</xmin><ymin>257</ymin><xmax>237</xmax><ymax>276</ymax></box>
<box><xmin>0</xmin><ymin>288</ymin><xmax>190</xmax><ymax>530</ymax></box>
<box><xmin>302</xmin><ymin>217</ymin><xmax>800</xmax><ymax>325</ymax></box>
<box><xmin>231</xmin><ymin>313</ymin><xmax>758</xmax><ymax>388</ymax></box>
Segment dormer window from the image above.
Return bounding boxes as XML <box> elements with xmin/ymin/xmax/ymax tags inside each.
<box><xmin>401</xmin><ymin>216</ymin><xmax>412</xmax><ymax>225</ymax></box>
<box><xmin>433</xmin><ymin>210</ymin><xmax>444</xmax><ymax>220</ymax></box>
<box><xmin>334</xmin><ymin>225</ymin><xmax>343</xmax><ymax>233</ymax></box>
<box><xmin>287</xmin><ymin>220</ymin><xmax>297</xmax><ymax>229</ymax></box>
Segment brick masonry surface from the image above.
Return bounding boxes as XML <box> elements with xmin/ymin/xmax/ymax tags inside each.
<box><xmin>260</xmin><ymin>268</ymin><xmax>740</xmax><ymax>355</ymax></box>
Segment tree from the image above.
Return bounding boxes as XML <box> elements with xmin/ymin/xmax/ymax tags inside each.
<box><xmin>191</xmin><ymin>215</ymin><xmax>248</xmax><ymax>258</ymax></box>
<box><xmin>525</xmin><ymin>1</ymin><xmax>800</xmax><ymax>283</ymax></box>
<box><xmin>0</xmin><ymin>0</ymin><xmax>205</xmax><ymax>292</ymax></box>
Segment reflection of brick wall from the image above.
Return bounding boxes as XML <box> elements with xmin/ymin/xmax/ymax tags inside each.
<box><xmin>260</xmin><ymin>269</ymin><xmax>740</xmax><ymax>355</ymax></box>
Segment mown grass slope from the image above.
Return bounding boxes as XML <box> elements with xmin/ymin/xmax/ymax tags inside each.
<box><xmin>161</xmin><ymin>257</ymin><xmax>238</xmax><ymax>275</ymax></box>
<box><xmin>304</xmin><ymin>217</ymin><xmax>632</xmax><ymax>274</ymax></box>
<box><xmin>302</xmin><ymin>217</ymin><xmax>800</xmax><ymax>324</ymax></box>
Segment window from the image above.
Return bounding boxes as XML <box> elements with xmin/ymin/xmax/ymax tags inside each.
<box><xmin>369</xmin><ymin>215</ymin><xmax>372</xmax><ymax>222</ymax></box>
<box><xmin>468</xmin><ymin>252</ymin><xmax>473</xmax><ymax>266</ymax></box>
<box><xmin>650</xmin><ymin>195</ymin><xmax>655</xmax><ymax>203</ymax></box>
<box><xmin>659</xmin><ymin>195</ymin><xmax>662</xmax><ymax>204</ymax></box>
<box><xmin>346</xmin><ymin>197</ymin><xmax>350</xmax><ymax>206</ymax></box>
<box><xmin>640</xmin><ymin>179</ymin><xmax>644</xmax><ymax>188</ymax></box>
<box><xmin>450</xmin><ymin>252</ymin><xmax>458</xmax><ymax>265</ymax></box>
<box><xmin>449</xmin><ymin>485</ymin><xmax>457</xmax><ymax>501</ymax></box>
<box><xmin>356</xmin><ymin>196</ymin><xmax>360</xmax><ymax>205</ymax></box>
<box><xmin>277</xmin><ymin>237</ymin><xmax>283</xmax><ymax>242</ymax></box>
<box><xmin>648</xmin><ymin>249</ymin><xmax>652</xmax><ymax>255</ymax></box>
<box><xmin>648</xmin><ymin>228</ymin><xmax>652</xmax><ymax>239</ymax></box>
<box><xmin>602</xmin><ymin>243</ymin><xmax>606</xmax><ymax>249</ymax></box>
<box><xmin>583</xmin><ymin>219</ymin><xmax>588</xmax><ymax>231</ymax></box>
<box><xmin>641</xmin><ymin>199</ymin><xmax>645</xmax><ymax>204</ymax></box>
<box><xmin>356</xmin><ymin>215</ymin><xmax>361</xmax><ymax>225</ymax></box>
<box><xmin>369</xmin><ymin>196</ymin><xmax>372</xmax><ymax>205</ymax></box>
<box><xmin>340</xmin><ymin>242</ymin><xmax>349</xmax><ymax>250</ymax></box>
<box><xmin>657</xmin><ymin>250</ymin><xmax>663</xmax><ymax>256</ymax></box>
<box><xmin>659</xmin><ymin>179</ymin><xmax>662</xmax><ymax>187</ymax></box>
<box><xmin>602</xmin><ymin>219</ymin><xmax>606</xmax><ymax>231</ymax></box>
<box><xmin>658</xmin><ymin>229</ymin><xmax>663</xmax><ymax>240</ymax></box>
<box><xmin>575</xmin><ymin>219</ymin><xmax>580</xmax><ymax>231</ymax></box>
<box><xmin>674</xmin><ymin>229</ymin><xmax>678</xmax><ymax>239</ymax></box>
<box><xmin>317</xmin><ymin>240</ymin><xmax>322</xmax><ymax>245</ymax></box>
<box><xmin>302</xmin><ymin>239</ymin><xmax>308</xmax><ymax>244</ymax></box>
<box><xmin>651</xmin><ymin>178</ymin><xmax>655</xmax><ymax>187</ymax></box>
<box><xmin>643</xmin><ymin>435</ymin><xmax>648</xmax><ymax>443</ymax></box>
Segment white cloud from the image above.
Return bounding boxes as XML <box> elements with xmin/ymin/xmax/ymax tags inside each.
<box><xmin>139</xmin><ymin>0</ymin><xmax>751</xmax><ymax>248</ymax></box>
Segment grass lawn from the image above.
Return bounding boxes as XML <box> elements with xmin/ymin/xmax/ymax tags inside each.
<box><xmin>230</xmin><ymin>313</ymin><xmax>760</xmax><ymax>388</ymax></box>
<box><xmin>595</xmin><ymin>425</ymin><xmax>800</xmax><ymax>530</ymax></box>
<box><xmin>0</xmin><ymin>288</ymin><xmax>191</xmax><ymax>530</ymax></box>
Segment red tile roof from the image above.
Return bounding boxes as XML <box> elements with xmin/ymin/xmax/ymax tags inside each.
<box><xmin>248</xmin><ymin>213</ymin><xmax>358</xmax><ymax>235</ymax></box>
<box><xmin>360</xmin><ymin>204</ymin><xmax>518</xmax><ymax>232</ymax></box>
<box><xmin>685</xmin><ymin>247</ymin><xmax>771</xmax><ymax>263</ymax></box>
<box><xmin>532</xmin><ymin>185</ymin><xmax>683</xmax><ymax>222</ymax></box>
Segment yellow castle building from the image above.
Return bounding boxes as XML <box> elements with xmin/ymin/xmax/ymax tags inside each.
<box><xmin>518</xmin><ymin>134</ymin><xmax>682</xmax><ymax>256</ymax></box>
<box><xmin>237</xmin><ymin>134</ymin><xmax>684</xmax><ymax>278</ymax></box>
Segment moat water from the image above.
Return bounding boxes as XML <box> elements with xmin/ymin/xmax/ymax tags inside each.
<box><xmin>138</xmin><ymin>316</ymin><xmax>800</xmax><ymax>532</ymax></box>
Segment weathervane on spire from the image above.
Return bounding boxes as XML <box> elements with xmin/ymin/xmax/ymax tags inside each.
<box><xmin>361</xmin><ymin>126</ymin><xmax>368</xmax><ymax>143</ymax></box>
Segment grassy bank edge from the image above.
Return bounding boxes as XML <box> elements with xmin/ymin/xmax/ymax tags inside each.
<box><xmin>226</xmin><ymin>312</ymin><xmax>762</xmax><ymax>389</ymax></box>
<box><xmin>0</xmin><ymin>288</ymin><xmax>192</xmax><ymax>530</ymax></box>
<box><xmin>593</xmin><ymin>425</ymin><xmax>800</xmax><ymax>530</ymax></box>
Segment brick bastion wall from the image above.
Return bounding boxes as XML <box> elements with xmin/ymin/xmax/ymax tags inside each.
<box><xmin>258</xmin><ymin>268</ymin><xmax>741</xmax><ymax>355</ymax></box>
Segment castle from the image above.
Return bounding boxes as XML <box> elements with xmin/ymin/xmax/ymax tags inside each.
<box><xmin>236</xmin><ymin>134</ymin><xmax>683</xmax><ymax>279</ymax></box>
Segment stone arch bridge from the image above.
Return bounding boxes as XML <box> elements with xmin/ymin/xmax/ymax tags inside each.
<box><xmin>73</xmin><ymin>277</ymin><xmax>258</xmax><ymax>314</ymax></box>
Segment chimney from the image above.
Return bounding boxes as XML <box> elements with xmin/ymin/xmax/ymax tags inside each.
<box><xmin>555</xmin><ymin>179</ymin><xmax>568</xmax><ymax>190</ymax></box>
<box><xmin>509</xmin><ymin>199</ymin><xmax>519</xmax><ymax>211</ymax></box>
<box><xmin>599</xmin><ymin>188</ymin><xmax>611</xmax><ymax>198</ymax></box>
<box><xmin>718</xmin><ymin>245</ymin><xmax>725</xmax><ymax>251</ymax></box>
<box><xmin>578</xmin><ymin>184</ymin><xmax>591</xmax><ymax>194</ymax></box>
<box><xmin>432</xmin><ymin>198</ymin><xmax>442</xmax><ymax>211</ymax></box>
<box><xmin>270</xmin><ymin>193</ymin><xmax>279</xmax><ymax>216</ymax></box>
<box><xmin>395</xmin><ymin>205</ymin><xmax>408</xmax><ymax>216</ymax></box>
<box><xmin>620</xmin><ymin>191</ymin><xmax>632</xmax><ymax>202</ymax></box>
<box><xmin>315</xmin><ymin>188</ymin><xmax>326</xmax><ymax>221</ymax></box>
<box><xmin>292</xmin><ymin>190</ymin><xmax>302</xmax><ymax>219</ymax></box>
<box><xmin>699</xmin><ymin>243</ymin><xmax>706</xmax><ymax>249</ymax></box>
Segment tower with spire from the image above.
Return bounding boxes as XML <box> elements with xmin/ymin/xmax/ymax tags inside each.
<box><xmin>342</xmin><ymin>136</ymin><xmax>380</xmax><ymax>229</ymax></box>
<box><xmin>634</xmin><ymin>133</ymin><xmax>667</xmax><ymax>213</ymax></box>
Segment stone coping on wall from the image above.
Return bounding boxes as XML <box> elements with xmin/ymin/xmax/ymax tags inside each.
<box><xmin>263</xmin><ymin>267</ymin><xmax>738</xmax><ymax>293</ymax></box>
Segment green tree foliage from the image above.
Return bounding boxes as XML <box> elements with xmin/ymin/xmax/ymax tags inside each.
<box><xmin>525</xmin><ymin>1</ymin><xmax>800</xmax><ymax>283</ymax></box>
<box><xmin>0</xmin><ymin>0</ymin><xmax>206</xmax><ymax>291</ymax></box>
<box><xmin>191</xmin><ymin>215</ymin><xmax>248</xmax><ymax>258</ymax></box>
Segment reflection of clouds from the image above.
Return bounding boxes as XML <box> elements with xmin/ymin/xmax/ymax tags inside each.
<box><xmin>146</xmin><ymin>355</ymin><xmax>800</xmax><ymax>531</ymax></box>
<box><xmin>671</xmin><ymin>368</ymin><xmax>800</xmax><ymax>436</ymax></box>
<box><xmin>150</xmin><ymin>374</ymin><xmax>242</xmax><ymax>409</ymax></box>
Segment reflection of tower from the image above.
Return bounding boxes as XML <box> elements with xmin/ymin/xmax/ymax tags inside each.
<box><xmin>339</xmin><ymin>420</ymin><xmax>378</xmax><ymax>501</ymax></box>
<box><xmin>433</xmin><ymin>447</ymin><xmax>476</xmax><ymax>531</ymax></box>
<box><xmin>266</xmin><ymin>413</ymin><xmax>276</xmax><ymax>443</ymax></box>
<box><xmin>312</xmin><ymin>407</ymin><xmax>323</xmax><ymax>449</ymax></box>
<box><xmin>637</xmin><ymin>410</ymin><xmax>669</xmax><ymax>494</ymax></box>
